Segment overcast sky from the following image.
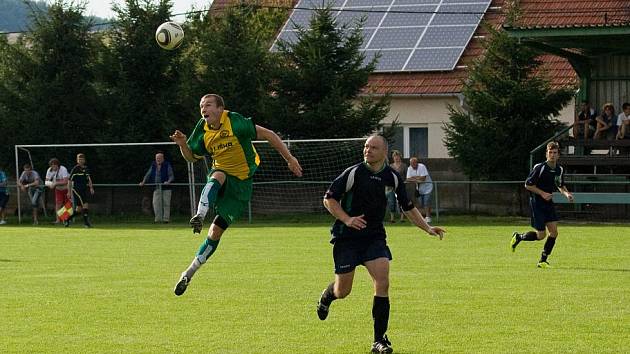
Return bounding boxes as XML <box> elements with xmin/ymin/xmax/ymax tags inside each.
<box><xmin>82</xmin><ymin>0</ymin><xmax>211</xmax><ymax>20</ymax></box>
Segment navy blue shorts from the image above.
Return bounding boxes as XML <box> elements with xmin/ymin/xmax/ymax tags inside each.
<box><xmin>530</xmin><ymin>199</ymin><xmax>558</xmax><ymax>231</ymax></box>
<box><xmin>332</xmin><ymin>238</ymin><xmax>392</xmax><ymax>274</ymax></box>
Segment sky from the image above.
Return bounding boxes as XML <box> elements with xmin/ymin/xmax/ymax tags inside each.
<box><xmin>82</xmin><ymin>0</ymin><xmax>211</xmax><ymax>20</ymax></box>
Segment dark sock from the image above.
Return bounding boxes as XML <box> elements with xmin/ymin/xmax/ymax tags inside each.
<box><xmin>373</xmin><ymin>296</ymin><xmax>390</xmax><ymax>343</ymax></box>
<box><xmin>522</xmin><ymin>231</ymin><xmax>538</xmax><ymax>241</ymax></box>
<box><xmin>541</xmin><ymin>237</ymin><xmax>556</xmax><ymax>262</ymax></box>
<box><xmin>82</xmin><ymin>209</ymin><xmax>89</xmax><ymax>224</ymax></box>
<box><xmin>320</xmin><ymin>282</ymin><xmax>337</xmax><ymax>306</ymax></box>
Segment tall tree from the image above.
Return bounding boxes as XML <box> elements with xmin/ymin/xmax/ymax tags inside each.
<box><xmin>269</xmin><ymin>5</ymin><xmax>390</xmax><ymax>139</ymax></box>
<box><xmin>179</xmin><ymin>3</ymin><xmax>289</xmax><ymax>125</ymax></box>
<box><xmin>443</xmin><ymin>27</ymin><xmax>574</xmax><ymax>180</ymax></box>
<box><xmin>0</xmin><ymin>0</ymin><xmax>102</xmax><ymax>170</ymax></box>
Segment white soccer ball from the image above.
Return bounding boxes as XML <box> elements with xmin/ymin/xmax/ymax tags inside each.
<box><xmin>155</xmin><ymin>21</ymin><xmax>184</xmax><ymax>50</ymax></box>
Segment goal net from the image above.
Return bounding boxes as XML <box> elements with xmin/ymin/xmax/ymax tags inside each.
<box><xmin>13</xmin><ymin>138</ymin><xmax>366</xmax><ymax>222</ymax></box>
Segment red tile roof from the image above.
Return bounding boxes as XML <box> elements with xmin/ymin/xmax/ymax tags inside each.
<box><xmin>508</xmin><ymin>0</ymin><xmax>630</xmax><ymax>29</ymax></box>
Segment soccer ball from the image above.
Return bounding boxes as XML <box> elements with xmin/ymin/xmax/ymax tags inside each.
<box><xmin>155</xmin><ymin>21</ymin><xmax>184</xmax><ymax>50</ymax></box>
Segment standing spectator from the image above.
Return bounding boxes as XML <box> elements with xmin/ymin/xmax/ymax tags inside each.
<box><xmin>45</xmin><ymin>158</ymin><xmax>69</xmax><ymax>224</ymax></box>
<box><xmin>139</xmin><ymin>152</ymin><xmax>175</xmax><ymax>223</ymax></box>
<box><xmin>17</xmin><ymin>163</ymin><xmax>42</xmax><ymax>225</ymax></box>
<box><xmin>406</xmin><ymin>157</ymin><xmax>433</xmax><ymax>223</ymax></box>
<box><xmin>573</xmin><ymin>100</ymin><xmax>596</xmax><ymax>140</ymax></box>
<box><xmin>0</xmin><ymin>166</ymin><xmax>9</xmax><ymax>225</ymax></box>
<box><xmin>615</xmin><ymin>102</ymin><xmax>630</xmax><ymax>140</ymax></box>
<box><xmin>594</xmin><ymin>103</ymin><xmax>615</xmax><ymax>140</ymax></box>
<box><xmin>316</xmin><ymin>135</ymin><xmax>445</xmax><ymax>354</ymax></box>
<box><xmin>511</xmin><ymin>142</ymin><xmax>573</xmax><ymax>268</ymax></box>
<box><xmin>67</xmin><ymin>153</ymin><xmax>94</xmax><ymax>228</ymax></box>
<box><xmin>386</xmin><ymin>150</ymin><xmax>407</xmax><ymax>223</ymax></box>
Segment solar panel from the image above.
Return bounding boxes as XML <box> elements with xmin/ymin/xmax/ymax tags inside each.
<box><xmin>273</xmin><ymin>0</ymin><xmax>492</xmax><ymax>72</ymax></box>
<box><xmin>381</xmin><ymin>5</ymin><xmax>436</xmax><ymax>27</ymax></box>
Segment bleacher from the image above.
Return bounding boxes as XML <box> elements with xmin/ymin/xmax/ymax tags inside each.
<box><xmin>544</xmin><ymin>133</ymin><xmax>630</xmax><ymax>219</ymax></box>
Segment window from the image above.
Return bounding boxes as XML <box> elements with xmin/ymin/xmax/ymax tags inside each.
<box><xmin>409</xmin><ymin>127</ymin><xmax>428</xmax><ymax>158</ymax></box>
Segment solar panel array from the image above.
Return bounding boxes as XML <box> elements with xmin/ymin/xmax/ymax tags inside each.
<box><xmin>273</xmin><ymin>0</ymin><xmax>492</xmax><ymax>72</ymax></box>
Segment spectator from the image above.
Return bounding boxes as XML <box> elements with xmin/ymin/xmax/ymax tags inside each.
<box><xmin>17</xmin><ymin>163</ymin><xmax>42</xmax><ymax>225</ymax></box>
<box><xmin>387</xmin><ymin>150</ymin><xmax>407</xmax><ymax>223</ymax></box>
<box><xmin>573</xmin><ymin>100</ymin><xmax>596</xmax><ymax>140</ymax></box>
<box><xmin>45</xmin><ymin>158</ymin><xmax>70</xmax><ymax>224</ymax></box>
<box><xmin>594</xmin><ymin>103</ymin><xmax>615</xmax><ymax>140</ymax></box>
<box><xmin>0</xmin><ymin>166</ymin><xmax>9</xmax><ymax>225</ymax></box>
<box><xmin>139</xmin><ymin>152</ymin><xmax>175</xmax><ymax>223</ymax></box>
<box><xmin>406</xmin><ymin>157</ymin><xmax>433</xmax><ymax>223</ymax></box>
<box><xmin>67</xmin><ymin>153</ymin><xmax>94</xmax><ymax>228</ymax></box>
<box><xmin>616</xmin><ymin>102</ymin><xmax>630</xmax><ymax>140</ymax></box>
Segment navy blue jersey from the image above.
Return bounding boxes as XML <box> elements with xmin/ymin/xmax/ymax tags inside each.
<box><xmin>526</xmin><ymin>162</ymin><xmax>565</xmax><ymax>205</ymax></box>
<box><xmin>325</xmin><ymin>162</ymin><xmax>414</xmax><ymax>242</ymax></box>
<box><xmin>69</xmin><ymin>164</ymin><xmax>91</xmax><ymax>190</ymax></box>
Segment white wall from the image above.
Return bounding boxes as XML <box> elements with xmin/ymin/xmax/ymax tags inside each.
<box><xmin>382</xmin><ymin>96</ymin><xmax>576</xmax><ymax>158</ymax></box>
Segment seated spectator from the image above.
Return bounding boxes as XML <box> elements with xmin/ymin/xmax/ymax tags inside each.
<box><xmin>616</xmin><ymin>102</ymin><xmax>630</xmax><ymax>140</ymax></box>
<box><xmin>594</xmin><ymin>103</ymin><xmax>615</xmax><ymax>140</ymax></box>
<box><xmin>573</xmin><ymin>100</ymin><xmax>596</xmax><ymax>140</ymax></box>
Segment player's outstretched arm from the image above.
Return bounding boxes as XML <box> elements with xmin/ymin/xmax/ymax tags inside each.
<box><xmin>404</xmin><ymin>207</ymin><xmax>445</xmax><ymax>240</ymax></box>
<box><xmin>255</xmin><ymin>125</ymin><xmax>303</xmax><ymax>177</ymax></box>
<box><xmin>170</xmin><ymin>130</ymin><xmax>197</xmax><ymax>163</ymax></box>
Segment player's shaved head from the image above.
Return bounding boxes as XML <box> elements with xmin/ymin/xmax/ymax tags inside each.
<box><xmin>364</xmin><ymin>135</ymin><xmax>388</xmax><ymax>168</ymax></box>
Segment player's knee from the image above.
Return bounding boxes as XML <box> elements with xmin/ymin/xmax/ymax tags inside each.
<box><xmin>375</xmin><ymin>279</ymin><xmax>389</xmax><ymax>294</ymax></box>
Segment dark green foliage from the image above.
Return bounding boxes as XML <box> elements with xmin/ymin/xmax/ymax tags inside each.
<box><xmin>0</xmin><ymin>0</ymin><xmax>102</xmax><ymax>173</ymax></box>
<box><xmin>269</xmin><ymin>6</ymin><xmax>390</xmax><ymax>139</ymax></box>
<box><xmin>443</xmin><ymin>27</ymin><xmax>574</xmax><ymax>180</ymax></box>
<box><xmin>179</xmin><ymin>4</ymin><xmax>289</xmax><ymax>125</ymax></box>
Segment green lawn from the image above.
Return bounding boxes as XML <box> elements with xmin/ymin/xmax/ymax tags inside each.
<box><xmin>0</xmin><ymin>217</ymin><xmax>628</xmax><ymax>353</ymax></box>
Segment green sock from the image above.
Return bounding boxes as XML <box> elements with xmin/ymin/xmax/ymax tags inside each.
<box><xmin>184</xmin><ymin>238</ymin><xmax>221</xmax><ymax>279</ymax></box>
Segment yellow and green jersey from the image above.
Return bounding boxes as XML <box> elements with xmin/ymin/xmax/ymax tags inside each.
<box><xmin>187</xmin><ymin>110</ymin><xmax>260</xmax><ymax>180</ymax></box>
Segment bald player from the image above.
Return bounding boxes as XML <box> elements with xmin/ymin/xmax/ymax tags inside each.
<box><xmin>316</xmin><ymin>134</ymin><xmax>446</xmax><ymax>354</ymax></box>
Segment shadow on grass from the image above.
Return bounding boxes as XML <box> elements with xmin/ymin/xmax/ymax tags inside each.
<box><xmin>0</xmin><ymin>258</ymin><xmax>21</xmax><ymax>262</ymax></box>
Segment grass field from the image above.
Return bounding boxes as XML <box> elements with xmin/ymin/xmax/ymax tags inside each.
<box><xmin>0</xmin><ymin>216</ymin><xmax>628</xmax><ymax>353</ymax></box>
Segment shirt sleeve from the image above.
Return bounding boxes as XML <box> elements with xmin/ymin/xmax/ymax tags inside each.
<box><xmin>393</xmin><ymin>171</ymin><xmax>414</xmax><ymax>211</ymax></box>
<box><xmin>229</xmin><ymin>112</ymin><xmax>257</xmax><ymax>141</ymax></box>
<box><xmin>525</xmin><ymin>164</ymin><xmax>542</xmax><ymax>186</ymax></box>
<box><xmin>186</xmin><ymin>118</ymin><xmax>209</xmax><ymax>159</ymax></box>
<box><xmin>406</xmin><ymin>167</ymin><xmax>414</xmax><ymax>179</ymax></box>
<box><xmin>418</xmin><ymin>164</ymin><xmax>429</xmax><ymax>177</ymax></box>
<box><xmin>324</xmin><ymin>169</ymin><xmax>351</xmax><ymax>201</ymax></box>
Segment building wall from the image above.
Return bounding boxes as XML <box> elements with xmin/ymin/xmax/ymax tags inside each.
<box><xmin>381</xmin><ymin>96</ymin><xmax>575</xmax><ymax>159</ymax></box>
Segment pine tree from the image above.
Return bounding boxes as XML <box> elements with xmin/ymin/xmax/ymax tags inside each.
<box><xmin>269</xmin><ymin>5</ymin><xmax>390</xmax><ymax>139</ymax></box>
<box><xmin>443</xmin><ymin>27</ymin><xmax>574</xmax><ymax>180</ymax></box>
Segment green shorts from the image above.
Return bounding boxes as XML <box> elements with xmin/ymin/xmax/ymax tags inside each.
<box><xmin>209</xmin><ymin>170</ymin><xmax>253</xmax><ymax>225</ymax></box>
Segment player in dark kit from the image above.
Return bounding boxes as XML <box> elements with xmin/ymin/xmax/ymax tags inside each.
<box><xmin>316</xmin><ymin>135</ymin><xmax>445</xmax><ymax>354</ymax></box>
<box><xmin>511</xmin><ymin>142</ymin><xmax>574</xmax><ymax>268</ymax></box>
<box><xmin>67</xmin><ymin>153</ymin><xmax>95</xmax><ymax>227</ymax></box>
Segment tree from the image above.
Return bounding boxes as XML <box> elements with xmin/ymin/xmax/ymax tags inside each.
<box><xmin>0</xmin><ymin>0</ymin><xmax>102</xmax><ymax>170</ymax></box>
<box><xmin>178</xmin><ymin>3</ymin><xmax>289</xmax><ymax>125</ymax></box>
<box><xmin>443</xmin><ymin>27</ymin><xmax>575</xmax><ymax>180</ymax></box>
<box><xmin>269</xmin><ymin>5</ymin><xmax>390</xmax><ymax>139</ymax></box>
